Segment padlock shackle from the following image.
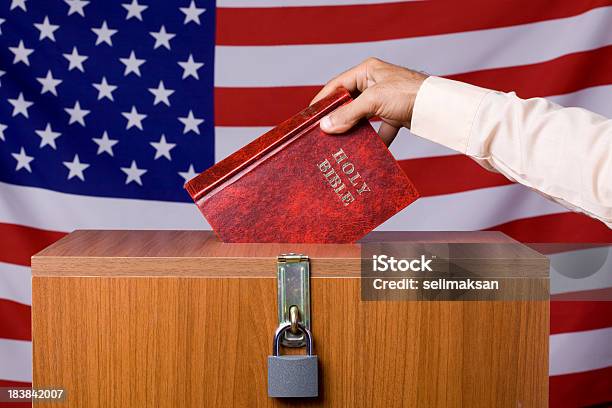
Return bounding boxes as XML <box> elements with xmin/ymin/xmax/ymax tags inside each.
<box><xmin>273</xmin><ymin>323</ymin><xmax>313</xmax><ymax>356</ymax></box>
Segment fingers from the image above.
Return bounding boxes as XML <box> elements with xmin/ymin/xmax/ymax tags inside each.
<box><xmin>377</xmin><ymin>122</ymin><xmax>400</xmax><ymax>146</ymax></box>
<box><xmin>320</xmin><ymin>89</ymin><xmax>375</xmax><ymax>134</ymax></box>
<box><xmin>310</xmin><ymin>62</ymin><xmax>368</xmax><ymax>106</ymax></box>
<box><xmin>311</xmin><ymin>80</ymin><xmax>342</xmax><ymax>106</ymax></box>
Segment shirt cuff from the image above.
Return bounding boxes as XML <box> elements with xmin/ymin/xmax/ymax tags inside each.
<box><xmin>410</xmin><ymin>76</ymin><xmax>492</xmax><ymax>154</ymax></box>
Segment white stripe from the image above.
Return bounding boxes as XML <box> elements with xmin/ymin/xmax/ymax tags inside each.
<box><xmin>548</xmin><ymin>84</ymin><xmax>612</xmax><ymax>117</ymax></box>
<box><xmin>214</xmin><ymin>125</ymin><xmax>454</xmax><ymax>162</ymax></box>
<box><xmin>215</xmin><ymin>6</ymin><xmax>612</xmax><ymax>87</ymax></box>
<box><xmin>0</xmin><ymin>181</ymin><xmax>208</xmax><ymax>231</ymax></box>
<box><xmin>214</xmin><ymin>85</ymin><xmax>612</xmax><ymax>162</ymax></box>
<box><xmin>0</xmin><ymin>263</ymin><xmax>31</xmax><ymax>306</ymax></box>
<box><xmin>0</xmin><ymin>181</ymin><xmax>565</xmax><ymax>233</ymax></box>
<box><xmin>215</xmin><ymin>126</ymin><xmax>272</xmax><ymax>162</ymax></box>
<box><xmin>550</xmin><ymin>327</ymin><xmax>612</xmax><ymax>376</ymax></box>
<box><xmin>376</xmin><ymin>184</ymin><xmax>566</xmax><ymax>231</ymax></box>
<box><xmin>0</xmin><ymin>339</ymin><xmax>31</xmax><ymax>382</ymax></box>
<box><xmin>550</xmin><ymin>247</ymin><xmax>612</xmax><ymax>296</ymax></box>
<box><xmin>219</xmin><ymin>0</ymin><xmax>420</xmax><ymax>6</ymax></box>
<box><xmin>390</xmin><ymin>129</ymin><xmax>466</xmax><ymax>160</ymax></box>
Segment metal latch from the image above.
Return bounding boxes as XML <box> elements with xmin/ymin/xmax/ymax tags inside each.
<box><xmin>277</xmin><ymin>254</ymin><xmax>311</xmax><ymax>347</ymax></box>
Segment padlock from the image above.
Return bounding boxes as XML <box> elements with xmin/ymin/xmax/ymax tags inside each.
<box><xmin>268</xmin><ymin>322</ymin><xmax>318</xmax><ymax>397</ymax></box>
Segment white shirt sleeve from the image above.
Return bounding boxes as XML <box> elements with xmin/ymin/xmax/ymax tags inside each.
<box><xmin>410</xmin><ymin>76</ymin><xmax>612</xmax><ymax>228</ymax></box>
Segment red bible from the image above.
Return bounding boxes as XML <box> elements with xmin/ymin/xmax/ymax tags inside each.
<box><xmin>185</xmin><ymin>88</ymin><xmax>419</xmax><ymax>243</ymax></box>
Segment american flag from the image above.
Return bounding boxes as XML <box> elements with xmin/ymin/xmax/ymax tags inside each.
<box><xmin>0</xmin><ymin>0</ymin><xmax>611</xmax><ymax>406</ymax></box>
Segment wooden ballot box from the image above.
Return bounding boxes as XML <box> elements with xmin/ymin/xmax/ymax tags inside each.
<box><xmin>32</xmin><ymin>230</ymin><xmax>549</xmax><ymax>407</ymax></box>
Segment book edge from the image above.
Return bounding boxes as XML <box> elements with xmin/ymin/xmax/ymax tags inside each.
<box><xmin>185</xmin><ymin>88</ymin><xmax>351</xmax><ymax>201</ymax></box>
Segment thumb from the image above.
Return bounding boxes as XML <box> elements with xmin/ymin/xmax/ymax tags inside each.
<box><xmin>320</xmin><ymin>89</ymin><xmax>376</xmax><ymax>134</ymax></box>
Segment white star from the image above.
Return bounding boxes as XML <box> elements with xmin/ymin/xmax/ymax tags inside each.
<box><xmin>10</xmin><ymin>0</ymin><xmax>27</xmax><ymax>12</ymax></box>
<box><xmin>12</xmin><ymin>147</ymin><xmax>33</xmax><ymax>172</ymax></box>
<box><xmin>92</xmin><ymin>131</ymin><xmax>118</xmax><ymax>156</ymax></box>
<box><xmin>0</xmin><ymin>70</ymin><xmax>4</xmax><ymax>87</ymax></box>
<box><xmin>65</xmin><ymin>0</ymin><xmax>89</xmax><ymax>16</ymax></box>
<box><xmin>178</xmin><ymin>54</ymin><xmax>203</xmax><ymax>79</ymax></box>
<box><xmin>148</xmin><ymin>81</ymin><xmax>174</xmax><ymax>106</ymax></box>
<box><xmin>180</xmin><ymin>1</ymin><xmax>205</xmax><ymax>25</ymax></box>
<box><xmin>34</xmin><ymin>16</ymin><xmax>59</xmax><ymax>42</ymax></box>
<box><xmin>178</xmin><ymin>110</ymin><xmax>204</xmax><ymax>134</ymax></box>
<box><xmin>178</xmin><ymin>164</ymin><xmax>198</xmax><ymax>183</ymax></box>
<box><xmin>63</xmin><ymin>47</ymin><xmax>88</xmax><ymax>72</ymax></box>
<box><xmin>8</xmin><ymin>93</ymin><xmax>33</xmax><ymax>118</ymax></box>
<box><xmin>35</xmin><ymin>123</ymin><xmax>61</xmax><ymax>149</ymax></box>
<box><xmin>150</xmin><ymin>25</ymin><xmax>175</xmax><ymax>50</ymax></box>
<box><xmin>122</xmin><ymin>0</ymin><xmax>148</xmax><ymax>21</ymax></box>
<box><xmin>36</xmin><ymin>70</ymin><xmax>62</xmax><ymax>96</ymax></box>
<box><xmin>9</xmin><ymin>40</ymin><xmax>34</xmax><ymax>66</ymax></box>
<box><xmin>63</xmin><ymin>154</ymin><xmax>90</xmax><ymax>181</ymax></box>
<box><xmin>92</xmin><ymin>77</ymin><xmax>117</xmax><ymax>101</ymax></box>
<box><xmin>121</xmin><ymin>160</ymin><xmax>147</xmax><ymax>186</ymax></box>
<box><xmin>92</xmin><ymin>21</ymin><xmax>117</xmax><ymax>46</ymax></box>
<box><xmin>120</xmin><ymin>51</ymin><xmax>145</xmax><ymax>77</ymax></box>
<box><xmin>122</xmin><ymin>106</ymin><xmax>147</xmax><ymax>130</ymax></box>
<box><xmin>65</xmin><ymin>101</ymin><xmax>90</xmax><ymax>126</ymax></box>
<box><xmin>0</xmin><ymin>18</ymin><xmax>5</xmax><ymax>34</ymax></box>
<box><xmin>150</xmin><ymin>134</ymin><xmax>176</xmax><ymax>160</ymax></box>
<box><xmin>0</xmin><ymin>123</ymin><xmax>7</xmax><ymax>141</ymax></box>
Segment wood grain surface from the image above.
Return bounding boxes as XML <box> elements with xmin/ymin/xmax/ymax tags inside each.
<box><xmin>32</xmin><ymin>230</ymin><xmax>546</xmax><ymax>277</ymax></box>
<box><xmin>32</xmin><ymin>231</ymin><xmax>549</xmax><ymax>407</ymax></box>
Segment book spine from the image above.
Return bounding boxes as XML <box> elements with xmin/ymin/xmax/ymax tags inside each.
<box><xmin>186</xmin><ymin>89</ymin><xmax>351</xmax><ymax>201</ymax></box>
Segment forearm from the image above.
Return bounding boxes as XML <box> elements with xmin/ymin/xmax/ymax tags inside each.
<box><xmin>411</xmin><ymin>76</ymin><xmax>612</xmax><ymax>227</ymax></box>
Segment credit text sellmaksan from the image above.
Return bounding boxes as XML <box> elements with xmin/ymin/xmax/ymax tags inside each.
<box><xmin>370</xmin><ymin>254</ymin><xmax>500</xmax><ymax>291</ymax></box>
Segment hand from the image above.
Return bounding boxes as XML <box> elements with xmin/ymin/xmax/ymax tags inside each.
<box><xmin>311</xmin><ymin>58</ymin><xmax>427</xmax><ymax>146</ymax></box>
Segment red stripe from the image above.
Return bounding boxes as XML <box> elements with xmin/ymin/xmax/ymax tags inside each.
<box><xmin>487</xmin><ymin>212</ymin><xmax>612</xmax><ymax>243</ymax></box>
<box><xmin>0</xmin><ymin>399</ymin><xmax>32</xmax><ymax>408</ymax></box>
<box><xmin>216</xmin><ymin>1</ymin><xmax>610</xmax><ymax>46</ymax></box>
<box><xmin>448</xmin><ymin>45</ymin><xmax>612</xmax><ymax>98</ymax></box>
<box><xmin>399</xmin><ymin>155</ymin><xmax>512</xmax><ymax>197</ymax></box>
<box><xmin>215</xmin><ymin>86</ymin><xmax>314</xmax><ymax>127</ymax></box>
<box><xmin>551</xmin><ymin>301</ymin><xmax>612</xmax><ymax>335</ymax></box>
<box><xmin>0</xmin><ymin>380</ymin><xmax>30</xmax><ymax>387</ymax></box>
<box><xmin>214</xmin><ymin>46</ymin><xmax>612</xmax><ymax>127</ymax></box>
<box><xmin>0</xmin><ymin>381</ymin><xmax>32</xmax><ymax>408</ymax></box>
<box><xmin>528</xmin><ymin>243</ymin><xmax>610</xmax><ymax>255</ymax></box>
<box><xmin>552</xmin><ymin>287</ymin><xmax>612</xmax><ymax>301</ymax></box>
<box><xmin>0</xmin><ymin>299</ymin><xmax>30</xmax><ymax>341</ymax></box>
<box><xmin>550</xmin><ymin>366</ymin><xmax>612</xmax><ymax>407</ymax></box>
<box><xmin>0</xmin><ymin>223</ymin><xmax>66</xmax><ymax>267</ymax></box>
